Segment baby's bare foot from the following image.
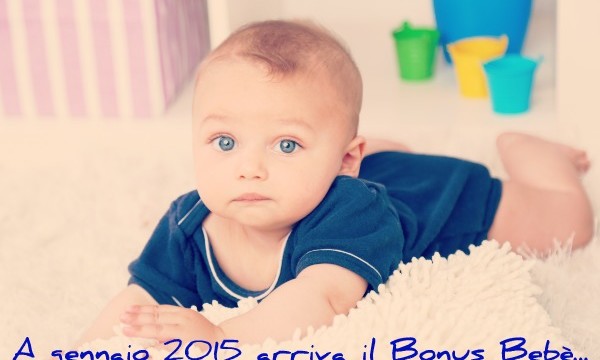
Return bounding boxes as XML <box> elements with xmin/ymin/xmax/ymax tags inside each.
<box><xmin>555</xmin><ymin>143</ymin><xmax>590</xmax><ymax>174</ymax></box>
<box><xmin>497</xmin><ymin>132</ymin><xmax>590</xmax><ymax>175</ymax></box>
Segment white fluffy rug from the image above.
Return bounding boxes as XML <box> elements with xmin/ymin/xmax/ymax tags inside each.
<box><xmin>0</xmin><ymin>121</ymin><xmax>598</xmax><ymax>359</ymax></box>
<box><xmin>70</xmin><ymin>240</ymin><xmax>597</xmax><ymax>360</ymax></box>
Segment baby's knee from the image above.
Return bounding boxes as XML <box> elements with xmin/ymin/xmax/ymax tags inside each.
<box><xmin>491</xmin><ymin>182</ymin><xmax>595</xmax><ymax>252</ymax></box>
<box><xmin>544</xmin><ymin>190</ymin><xmax>594</xmax><ymax>249</ymax></box>
<box><xmin>570</xmin><ymin>196</ymin><xmax>595</xmax><ymax>249</ymax></box>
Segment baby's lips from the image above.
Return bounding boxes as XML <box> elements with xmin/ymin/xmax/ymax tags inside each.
<box><xmin>233</xmin><ymin>193</ymin><xmax>270</xmax><ymax>201</ymax></box>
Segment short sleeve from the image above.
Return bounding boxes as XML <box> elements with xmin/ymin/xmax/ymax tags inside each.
<box><xmin>291</xmin><ymin>176</ymin><xmax>404</xmax><ymax>292</ymax></box>
<box><xmin>128</xmin><ymin>192</ymin><xmax>203</xmax><ymax>308</ymax></box>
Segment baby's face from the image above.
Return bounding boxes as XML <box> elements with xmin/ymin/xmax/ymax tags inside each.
<box><xmin>192</xmin><ymin>58</ymin><xmax>352</xmax><ymax>231</ymax></box>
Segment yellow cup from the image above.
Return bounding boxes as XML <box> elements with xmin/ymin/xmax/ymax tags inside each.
<box><xmin>448</xmin><ymin>35</ymin><xmax>509</xmax><ymax>98</ymax></box>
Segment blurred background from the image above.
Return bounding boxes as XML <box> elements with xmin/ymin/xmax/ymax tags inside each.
<box><xmin>1</xmin><ymin>1</ymin><xmax>599</xmax><ymax>355</ymax></box>
<box><xmin>2</xmin><ymin>0</ymin><xmax>598</xmax><ymax>205</ymax></box>
<box><xmin>0</xmin><ymin>0</ymin><xmax>598</xmax><ymax>127</ymax></box>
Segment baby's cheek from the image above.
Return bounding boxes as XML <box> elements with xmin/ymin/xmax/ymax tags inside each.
<box><xmin>288</xmin><ymin>183</ymin><xmax>329</xmax><ymax>217</ymax></box>
<box><xmin>194</xmin><ymin>155</ymin><xmax>223</xmax><ymax>183</ymax></box>
<box><xmin>194</xmin><ymin>173</ymin><xmax>221</xmax><ymax>203</ymax></box>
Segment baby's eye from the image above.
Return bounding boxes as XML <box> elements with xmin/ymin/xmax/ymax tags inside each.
<box><xmin>275</xmin><ymin>139</ymin><xmax>300</xmax><ymax>154</ymax></box>
<box><xmin>211</xmin><ymin>135</ymin><xmax>236</xmax><ymax>151</ymax></box>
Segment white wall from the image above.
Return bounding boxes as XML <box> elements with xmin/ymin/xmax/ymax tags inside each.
<box><xmin>557</xmin><ymin>0</ymin><xmax>600</xmax><ymax>131</ymax></box>
<box><xmin>207</xmin><ymin>0</ymin><xmax>283</xmax><ymax>48</ymax></box>
<box><xmin>525</xmin><ymin>0</ymin><xmax>556</xmax><ymax>88</ymax></box>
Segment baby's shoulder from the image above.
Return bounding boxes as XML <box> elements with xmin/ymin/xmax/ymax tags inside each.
<box><xmin>171</xmin><ymin>190</ymin><xmax>200</xmax><ymax>214</ymax></box>
<box><xmin>168</xmin><ymin>190</ymin><xmax>204</xmax><ymax>232</ymax></box>
<box><xmin>321</xmin><ymin>175</ymin><xmax>389</xmax><ymax>205</ymax></box>
<box><xmin>297</xmin><ymin>176</ymin><xmax>394</xmax><ymax>230</ymax></box>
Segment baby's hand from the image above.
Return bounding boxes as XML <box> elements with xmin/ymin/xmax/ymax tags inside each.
<box><xmin>120</xmin><ymin>305</ymin><xmax>224</xmax><ymax>344</ymax></box>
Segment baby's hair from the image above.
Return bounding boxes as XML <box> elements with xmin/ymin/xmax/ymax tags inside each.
<box><xmin>197</xmin><ymin>20</ymin><xmax>363</xmax><ymax>135</ymax></box>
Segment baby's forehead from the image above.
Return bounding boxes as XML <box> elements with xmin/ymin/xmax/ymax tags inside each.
<box><xmin>196</xmin><ymin>58</ymin><xmax>347</xmax><ymax>113</ymax></box>
<box><xmin>193</xmin><ymin>58</ymin><xmax>355</xmax><ymax>135</ymax></box>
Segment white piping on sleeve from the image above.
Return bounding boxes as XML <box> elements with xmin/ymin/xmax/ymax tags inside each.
<box><xmin>171</xmin><ymin>296</ymin><xmax>184</xmax><ymax>307</ymax></box>
<box><xmin>177</xmin><ymin>199</ymin><xmax>203</xmax><ymax>226</ymax></box>
<box><xmin>298</xmin><ymin>249</ymin><xmax>382</xmax><ymax>282</ymax></box>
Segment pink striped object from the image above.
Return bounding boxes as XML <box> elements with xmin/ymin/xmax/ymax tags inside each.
<box><xmin>0</xmin><ymin>0</ymin><xmax>210</xmax><ymax>119</ymax></box>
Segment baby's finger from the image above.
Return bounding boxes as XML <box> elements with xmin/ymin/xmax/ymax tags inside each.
<box><xmin>125</xmin><ymin>304</ymin><xmax>181</xmax><ymax>314</ymax></box>
<box><xmin>122</xmin><ymin>323</ymin><xmax>180</xmax><ymax>342</ymax></box>
<box><xmin>120</xmin><ymin>309</ymin><xmax>184</xmax><ymax>326</ymax></box>
<box><xmin>122</xmin><ymin>304</ymin><xmax>184</xmax><ymax>323</ymax></box>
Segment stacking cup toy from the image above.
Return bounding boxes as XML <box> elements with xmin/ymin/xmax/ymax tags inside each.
<box><xmin>483</xmin><ymin>55</ymin><xmax>541</xmax><ymax>114</ymax></box>
<box><xmin>433</xmin><ymin>0</ymin><xmax>532</xmax><ymax>63</ymax></box>
<box><xmin>392</xmin><ymin>21</ymin><xmax>440</xmax><ymax>81</ymax></box>
<box><xmin>447</xmin><ymin>35</ymin><xmax>508</xmax><ymax>98</ymax></box>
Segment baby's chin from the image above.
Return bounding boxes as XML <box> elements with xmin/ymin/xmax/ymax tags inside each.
<box><xmin>235</xmin><ymin>216</ymin><xmax>296</xmax><ymax>233</ymax></box>
<box><xmin>215</xmin><ymin>208</ymin><xmax>298</xmax><ymax>232</ymax></box>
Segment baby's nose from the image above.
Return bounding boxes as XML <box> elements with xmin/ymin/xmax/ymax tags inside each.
<box><xmin>237</xmin><ymin>149</ymin><xmax>268</xmax><ymax>180</ymax></box>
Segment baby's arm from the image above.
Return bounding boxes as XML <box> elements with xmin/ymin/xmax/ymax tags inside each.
<box><xmin>221</xmin><ymin>263</ymin><xmax>367</xmax><ymax>343</ymax></box>
<box><xmin>75</xmin><ymin>284</ymin><xmax>157</xmax><ymax>346</ymax></box>
<box><xmin>121</xmin><ymin>263</ymin><xmax>367</xmax><ymax>344</ymax></box>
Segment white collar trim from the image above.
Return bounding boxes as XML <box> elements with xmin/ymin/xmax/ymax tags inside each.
<box><xmin>202</xmin><ymin>227</ymin><xmax>290</xmax><ymax>301</ymax></box>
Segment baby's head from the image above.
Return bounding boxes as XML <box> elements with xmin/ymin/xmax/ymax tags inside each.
<box><xmin>192</xmin><ymin>20</ymin><xmax>366</xmax><ymax>231</ymax></box>
<box><xmin>196</xmin><ymin>20</ymin><xmax>363</xmax><ymax>136</ymax></box>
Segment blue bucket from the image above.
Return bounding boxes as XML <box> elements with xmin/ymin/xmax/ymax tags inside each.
<box><xmin>433</xmin><ymin>0</ymin><xmax>533</xmax><ymax>63</ymax></box>
<box><xmin>483</xmin><ymin>55</ymin><xmax>541</xmax><ymax>115</ymax></box>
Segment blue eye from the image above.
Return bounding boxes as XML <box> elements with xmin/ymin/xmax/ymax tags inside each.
<box><xmin>213</xmin><ymin>136</ymin><xmax>235</xmax><ymax>151</ymax></box>
<box><xmin>278</xmin><ymin>139</ymin><xmax>299</xmax><ymax>154</ymax></box>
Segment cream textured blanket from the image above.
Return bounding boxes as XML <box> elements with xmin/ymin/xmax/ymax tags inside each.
<box><xmin>73</xmin><ymin>241</ymin><xmax>594</xmax><ymax>360</ymax></box>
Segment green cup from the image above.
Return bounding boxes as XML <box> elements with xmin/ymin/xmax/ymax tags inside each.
<box><xmin>392</xmin><ymin>21</ymin><xmax>440</xmax><ymax>81</ymax></box>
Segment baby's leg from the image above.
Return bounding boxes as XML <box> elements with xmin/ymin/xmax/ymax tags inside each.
<box><xmin>364</xmin><ymin>138</ymin><xmax>412</xmax><ymax>157</ymax></box>
<box><xmin>488</xmin><ymin>132</ymin><xmax>594</xmax><ymax>254</ymax></box>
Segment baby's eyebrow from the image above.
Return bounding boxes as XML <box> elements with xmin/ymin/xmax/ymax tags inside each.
<box><xmin>277</xmin><ymin>117</ymin><xmax>315</xmax><ymax>134</ymax></box>
<box><xmin>201</xmin><ymin>114</ymin><xmax>315</xmax><ymax>134</ymax></box>
<box><xmin>201</xmin><ymin>114</ymin><xmax>229</xmax><ymax>125</ymax></box>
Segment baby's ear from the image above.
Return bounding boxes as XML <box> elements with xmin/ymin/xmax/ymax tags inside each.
<box><xmin>338</xmin><ymin>136</ymin><xmax>366</xmax><ymax>177</ymax></box>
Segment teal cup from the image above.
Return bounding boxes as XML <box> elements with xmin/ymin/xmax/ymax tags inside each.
<box><xmin>483</xmin><ymin>55</ymin><xmax>541</xmax><ymax>114</ymax></box>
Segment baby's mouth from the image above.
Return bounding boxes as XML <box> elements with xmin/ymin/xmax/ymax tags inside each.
<box><xmin>233</xmin><ymin>193</ymin><xmax>270</xmax><ymax>201</ymax></box>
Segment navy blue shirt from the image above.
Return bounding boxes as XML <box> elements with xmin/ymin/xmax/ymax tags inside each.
<box><xmin>129</xmin><ymin>175</ymin><xmax>404</xmax><ymax>308</ymax></box>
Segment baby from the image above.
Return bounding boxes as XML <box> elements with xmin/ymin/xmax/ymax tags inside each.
<box><xmin>77</xmin><ymin>20</ymin><xmax>594</xmax><ymax>346</ymax></box>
